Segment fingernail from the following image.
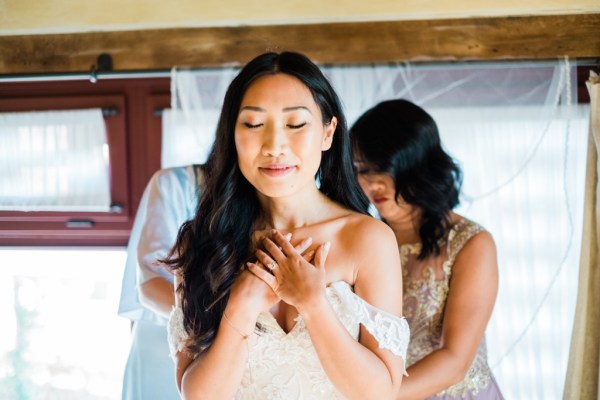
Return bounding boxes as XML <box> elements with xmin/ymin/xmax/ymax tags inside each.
<box><xmin>285</xmin><ymin>232</ymin><xmax>292</xmax><ymax>240</ymax></box>
<box><xmin>324</xmin><ymin>241</ymin><xmax>331</xmax><ymax>252</ymax></box>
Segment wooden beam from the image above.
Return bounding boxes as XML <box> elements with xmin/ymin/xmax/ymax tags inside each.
<box><xmin>1</xmin><ymin>13</ymin><xmax>599</xmax><ymax>75</ymax></box>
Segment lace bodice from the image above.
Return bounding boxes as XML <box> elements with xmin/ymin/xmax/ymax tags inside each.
<box><xmin>168</xmin><ymin>280</ymin><xmax>409</xmax><ymax>399</ymax></box>
<box><xmin>402</xmin><ymin>219</ymin><xmax>497</xmax><ymax>398</ymax></box>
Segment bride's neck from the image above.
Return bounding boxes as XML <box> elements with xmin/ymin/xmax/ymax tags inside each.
<box><xmin>256</xmin><ymin>189</ymin><xmax>335</xmax><ymax>231</ymax></box>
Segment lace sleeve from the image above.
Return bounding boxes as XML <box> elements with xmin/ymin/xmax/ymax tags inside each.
<box><xmin>360</xmin><ymin>302</ymin><xmax>410</xmax><ymax>376</ymax></box>
<box><xmin>328</xmin><ymin>281</ymin><xmax>410</xmax><ymax>376</ymax></box>
<box><xmin>167</xmin><ymin>306</ymin><xmax>190</xmax><ymax>361</ymax></box>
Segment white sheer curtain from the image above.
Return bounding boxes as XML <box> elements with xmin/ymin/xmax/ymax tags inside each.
<box><xmin>164</xmin><ymin>60</ymin><xmax>588</xmax><ymax>399</ymax></box>
<box><xmin>325</xmin><ymin>60</ymin><xmax>587</xmax><ymax>399</ymax></box>
<box><xmin>435</xmin><ymin>104</ymin><xmax>587</xmax><ymax>399</ymax></box>
<box><xmin>0</xmin><ymin>109</ymin><xmax>111</xmax><ymax>211</ymax></box>
<box><xmin>161</xmin><ymin>67</ymin><xmax>238</xmax><ymax>168</ymax></box>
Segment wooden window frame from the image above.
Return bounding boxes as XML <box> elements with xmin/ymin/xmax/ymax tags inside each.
<box><xmin>0</xmin><ymin>78</ymin><xmax>170</xmax><ymax>246</ymax></box>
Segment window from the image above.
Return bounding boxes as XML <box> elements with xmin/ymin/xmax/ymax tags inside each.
<box><xmin>0</xmin><ymin>77</ymin><xmax>171</xmax><ymax>399</ymax></box>
<box><xmin>0</xmin><ymin>109</ymin><xmax>112</xmax><ymax>212</ymax></box>
<box><xmin>0</xmin><ymin>247</ymin><xmax>130</xmax><ymax>399</ymax></box>
<box><xmin>0</xmin><ymin>78</ymin><xmax>170</xmax><ymax>245</ymax></box>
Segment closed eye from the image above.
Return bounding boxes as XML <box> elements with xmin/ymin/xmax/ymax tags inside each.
<box><xmin>287</xmin><ymin>122</ymin><xmax>306</xmax><ymax>129</ymax></box>
<box><xmin>357</xmin><ymin>168</ymin><xmax>381</xmax><ymax>175</ymax></box>
<box><xmin>243</xmin><ymin>122</ymin><xmax>263</xmax><ymax>129</ymax></box>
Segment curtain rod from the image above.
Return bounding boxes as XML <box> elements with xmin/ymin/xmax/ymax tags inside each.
<box><xmin>2</xmin><ymin>58</ymin><xmax>595</xmax><ymax>83</ymax></box>
<box><xmin>0</xmin><ymin>65</ymin><xmax>242</xmax><ymax>83</ymax></box>
<box><xmin>0</xmin><ymin>70</ymin><xmax>173</xmax><ymax>83</ymax></box>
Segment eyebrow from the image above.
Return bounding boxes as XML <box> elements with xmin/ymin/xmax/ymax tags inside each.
<box><xmin>283</xmin><ymin>106</ymin><xmax>311</xmax><ymax>114</ymax></box>
<box><xmin>239</xmin><ymin>105</ymin><xmax>312</xmax><ymax>114</ymax></box>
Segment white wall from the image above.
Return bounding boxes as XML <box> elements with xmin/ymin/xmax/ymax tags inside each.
<box><xmin>1</xmin><ymin>0</ymin><xmax>599</xmax><ymax>36</ymax></box>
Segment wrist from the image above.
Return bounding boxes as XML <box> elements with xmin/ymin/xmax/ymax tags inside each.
<box><xmin>222</xmin><ymin>312</ymin><xmax>254</xmax><ymax>340</ymax></box>
<box><xmin>223</xmin><ymin>305</ymin><xmax>258</xmax><ymax>334</ymax></box>
<box><xmin>296</xmin><ymin>294</ymin><xmax>329</xmax><ymax>321</ymax></box>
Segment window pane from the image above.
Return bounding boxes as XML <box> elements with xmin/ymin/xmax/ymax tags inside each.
<box><xmin>0</xmin><ymin>109</ymin><xmax>111</xmax><ymax>212</ymax></box>
<box><xmin>0</xmin><ymin>248</ymin><xmax>130</xmax><ymax>399</ymax></box>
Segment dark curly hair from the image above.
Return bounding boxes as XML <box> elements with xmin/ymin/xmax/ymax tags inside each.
<box><xmin>166</xmin><ymin>51</ymin><xmax>369</xmax><ymax>356</ymax></box>
<box><xmin>350</xmin><ymin>99</ymin><xmax>462</xmax><ymax>259</ymax></box>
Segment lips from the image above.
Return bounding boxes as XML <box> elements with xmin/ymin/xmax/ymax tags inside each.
<box><xmin>372</xmin><ymin>196</ymin><xmax>388</xmax><ymax>204</ymax></box>
<box><xmin>259</xmin><ymin>164</ymin><xmax>296</xmax><ymax>177</ymax></box>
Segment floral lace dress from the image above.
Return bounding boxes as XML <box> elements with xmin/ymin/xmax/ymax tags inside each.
<box><xmin>402</xmin><ymin>219</ymin><xmax>503</xmax><ymax>399</ymax></box>
<box><xmin>168</xmin><ymin>281</ymin><xmax>410</xmax><ymax>399</ymax></box>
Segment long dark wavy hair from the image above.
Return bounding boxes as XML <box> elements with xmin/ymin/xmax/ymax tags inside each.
<box><xmin>166</xmin><ymin>51</ymin><xmax>369</xmax><ymax>356</ymax></box>
<box><xmin>350</xmin><ymin>99</ymin><xmax>462</xmax><ymax>259</ymax></box>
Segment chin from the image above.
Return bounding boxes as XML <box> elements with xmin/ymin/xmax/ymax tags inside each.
<box><xmin>256</xmin><ymin>185</ymin><xmax>296</xmax><ymax>199</ymax></box>
<box><xmin>375</xmin><ymin>205</ymin><xmax>395</xmax><ymax>220</ymax></box>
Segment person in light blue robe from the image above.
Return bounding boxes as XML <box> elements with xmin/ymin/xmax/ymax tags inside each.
<box><xmin>117</xmin><ymin>165</ymin><xmax>204</xmax><ymax>400</ymax></box>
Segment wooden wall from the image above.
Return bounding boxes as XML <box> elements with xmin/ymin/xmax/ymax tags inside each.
<box><xmin>1</xmin><ymin>13</ymin><xmax>599</xmax><ymax>75</ymax></box>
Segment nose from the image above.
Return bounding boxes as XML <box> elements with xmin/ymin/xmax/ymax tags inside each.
<box><xmin>360</xmin><ymin>171</ymin><xmax>384</xmax><ymax>184</ymax></box>
<box><xmin>366</xmin><ymin>177</ymin><xmax>385</xmax><ymax>191</ymax></box>
<box><xmin>261</xmin><ymin>124</ymin><xmax>287</xmax><ymax>158</ymax></box>
<box><xmin>359</xmin><ymin>172</ymin><xmax>387</xmax><ymax>193</ymax></box>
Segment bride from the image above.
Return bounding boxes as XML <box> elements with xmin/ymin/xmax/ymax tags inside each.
<box><xmin>166</xmin><ymin>51</ymin><xmax>409</xmax><ymax>399</ymax></box>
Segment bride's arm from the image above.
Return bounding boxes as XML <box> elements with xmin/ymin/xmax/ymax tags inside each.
<box><xmin>251</xmin><ymin>223</ymin><xmax>405</xmax><ymax>400</ymax></box>
<box><xmin>307</xmin><ymin>219</ymin><xmax>405</xmax><ymax>400</ymax></box>
<box><xmin>172</xmin><ymin>235</ymin><xmax>313</xmax><ymax>399</ymax></box>
<box><xmin>171</xmin><ymin>271</ymin><xmax>266</xmax><ymax>400</ymax></box>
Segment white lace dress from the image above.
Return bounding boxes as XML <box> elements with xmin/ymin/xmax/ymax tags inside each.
<box><xmin>168</xmin><ymin>280</ymin><xmax>410</xmax><ymax>399</ymax></box>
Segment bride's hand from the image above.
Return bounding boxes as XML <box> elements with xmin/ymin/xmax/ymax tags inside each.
<box><xmin>229</xmin><ymin>232</ymin><xmax>316</xmax><ymax>314</ymax></box>
<box><xmin>228</xmin><ymin>269</ymin><xmax>279</xmax><ymax>317</ymax></box>
<box><xmin>247</xmin><ymin>230</ymin><xmax>331</xmax><ymax>311</ymax></box>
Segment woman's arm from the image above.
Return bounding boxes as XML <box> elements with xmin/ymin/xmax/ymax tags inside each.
<box><xmin>138</xmin><ymin>277</ymin><xmax>175</xmax><ymax>318</ymax></box>
<box><xmin>173</xmin><ymin>234</ymin><xmax>313</xmax><ymax>399</ymax></box>
<box><xmin>397</xmin><ymin>231</ymin><xmax>499</xmax><ymax>400</ymax></box>
<box><xmin>173</xmin><ymin>270</ymin><xmax>278</xmax><ymax>400</ymax></box>
<box><xmin>309</xmin><ymin>220</ymin><xmax>405</xmax><ymax>400</ymax></box>
<box><xmin>250</xmin><ymin>223</ymin><xmax>405</xmax><ymax>400</ymax></box>
<box><xmin>137</xmin><ymin>166</ymin><xmax>199</xmax><ymax>317</ymax></box>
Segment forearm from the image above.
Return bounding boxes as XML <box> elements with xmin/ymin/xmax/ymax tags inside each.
<box><xmin>302</xmin><ymin>298</ymin><xmax>400</xmax><ymax>400</ymax></box>
<box><xmin>397</xmin><ymin>348</ymin><xmax>469</xmax><ymax>400</ymax></box>
<box><xmin>138</xmin><ymin>277</ymin><xmax>175</xmax><ymax>319</ymax></box>
<box><xmin>179</xmin><ymin>318</ymin><xmax>251</xmax><ymax>400</ymax></box>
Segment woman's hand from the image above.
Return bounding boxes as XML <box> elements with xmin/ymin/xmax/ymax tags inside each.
<box><xmin>247</xmin><ymin>230</ymin><xmax>331</xmax><ymax>312</ymax></box>
<box><xmin>228</xmin><ymin>268</ymin><xmax>279</xmax><ymax>318</ymax></box>
<box><xmin>228</xmin><ymin>231</ymin><xmax>319</xmax><ymax>316</ymax></box>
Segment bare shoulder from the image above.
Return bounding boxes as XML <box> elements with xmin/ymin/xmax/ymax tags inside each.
<box><xmin>338</xmin><ymin>213</ymin><xmax>398</xmax><ymax>262</ymax></box>
<box><xmin>447</xmin><ymin>220</ymin><xmax>499</xmax><ymax>323</ymax></box>
<box><xmin>461</xmin><ymin>220</ymin><xmax>496</xmax><ymax>253</ymax></box>
<box><xmin>463</xmin><ymin>228</ymin><xmax>496</xmax><ymax>253</ymax></box>
<box><xmin>454</xmin><ymin>219</ymin><xmax>498</xmax><ymax>273</ymax></box>
<box><xmin>341</xmin><ymin>213</ymin><xmax>403</xmax><ymax>314</ymax></box>
<box><xmin>342</xmin><ymin>212</ymin><xmax>397</xmax><ymax>245</ymax></box>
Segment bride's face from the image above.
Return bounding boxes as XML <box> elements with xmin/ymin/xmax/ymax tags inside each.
<box><xmin>234</xmin><ymin>73</ymin><xmax>336</xmax><ymax>199</ymax></box>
